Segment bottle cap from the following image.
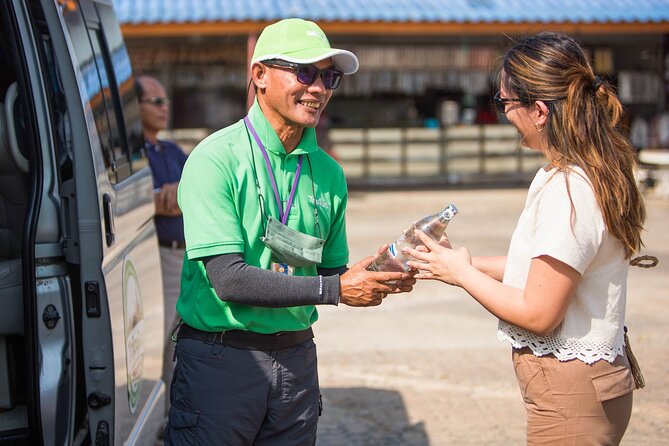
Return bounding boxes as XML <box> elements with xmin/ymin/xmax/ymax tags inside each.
<box><xmin>442</xmin><ymin>203</ymin><xmax>458</xmax><ymax>220</ymax></box>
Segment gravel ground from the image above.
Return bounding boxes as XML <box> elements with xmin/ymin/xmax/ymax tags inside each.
<box><xmin>314</xmin><ymin>187</ymin><xmax>669</xmax><ymax>446</ymax></box>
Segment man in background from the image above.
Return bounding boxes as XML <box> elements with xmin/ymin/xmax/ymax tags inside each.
<box><xmin>136</xmin><ymin>75</ymin><xmax>187</xmax><ymax>418</ymax></box>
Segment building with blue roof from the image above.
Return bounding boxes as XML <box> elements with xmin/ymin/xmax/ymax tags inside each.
<box><xmin>114</xmin><ymin>0</ymin><xmax>669</xmax><ymax>27</ymax></box>
<box><xmin>112</xmin><ymin>0</ymin><xmax>669</xmax><ymax>186</ymax></box>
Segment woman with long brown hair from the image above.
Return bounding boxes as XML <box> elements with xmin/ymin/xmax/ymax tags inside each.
<box><xmin>405</xmin><ymin>32</ymin><xmax>645</xmax><ymax>444</ymax></box>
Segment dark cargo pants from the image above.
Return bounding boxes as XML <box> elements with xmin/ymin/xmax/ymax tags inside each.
<box><xmin>163</xmin><ymin>337</ymin><xmax>320</xmax><ymax>445</ymax></box>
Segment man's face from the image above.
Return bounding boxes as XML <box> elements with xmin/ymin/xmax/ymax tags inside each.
<box><xmin>258</xmin><ymin>58</ymin><xmax>334</xmax><ymax>130</ymax></box>
<box><xmin>138</xmin><ymin>77</ymin><xmax>169</xmax><ymax>134</ymax></box>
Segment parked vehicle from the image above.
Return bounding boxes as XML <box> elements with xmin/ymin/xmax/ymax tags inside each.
<box><xmin>1</xmin><ymin>0</ymin><xmax>165</xmax><ymax>444</ymax></box>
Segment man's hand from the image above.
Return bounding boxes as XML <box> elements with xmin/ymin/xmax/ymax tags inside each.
<box><xmin>154</xmin><ymin>182</ymin><xmax>181</xmax><ymax>216</ymax></box>
<box><xmin>339</xmin><ymin>253</ymin><xmax>416</xmax><ymax>307</ymax></box>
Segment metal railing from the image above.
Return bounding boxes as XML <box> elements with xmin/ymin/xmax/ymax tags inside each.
<box><xmin>331</xmin><ymin>124</ymin><xmax>544</xmax><ymax>189</ymax></box>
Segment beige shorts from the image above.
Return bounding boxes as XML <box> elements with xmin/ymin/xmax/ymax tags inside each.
<box><xmin>512</xmin><ymin>347</ymin><xmax>635</xmax><ymax>445</ymax></box>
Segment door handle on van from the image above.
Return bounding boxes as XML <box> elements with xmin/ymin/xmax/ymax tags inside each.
<box><xmin>102</xmin><ymin>193</ymin><xmax>114</xmax><ymax>246</ymax></box>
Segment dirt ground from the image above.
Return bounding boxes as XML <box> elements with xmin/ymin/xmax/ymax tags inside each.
<box><xmin>314</xmin><ymin>187</ymin><xmax>669</xmax><ymax>446</ymax></box>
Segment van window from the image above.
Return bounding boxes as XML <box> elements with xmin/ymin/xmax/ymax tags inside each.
<box><xmin>96</xmin><ymin>3</ymin><xmax>146</xmax><ymax>171</ymax></box>
<box><xmin>89</xmin><ymin>27</ymin><xmax>131</xmax><ymax>181</ymax></box>
<box><xmin>61</xmin><ymin>2</ymin><xmax>147</xmax><ymax>184</ymax></box>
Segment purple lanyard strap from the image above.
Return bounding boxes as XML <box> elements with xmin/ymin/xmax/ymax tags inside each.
<box><xmin>244</xmin><ymin>116</ymin><xmax>303</xmax><ymax>224</ymax></box>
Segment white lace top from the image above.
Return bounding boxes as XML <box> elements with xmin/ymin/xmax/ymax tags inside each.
<box><xmin>497</xmin><ymin>166</ymin><xmax>628</xmax><ymax>364</ymax></box>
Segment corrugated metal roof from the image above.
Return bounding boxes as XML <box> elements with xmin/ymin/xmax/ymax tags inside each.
<box><xmin>112</xmin><ymin>0</ymin><xmax>669</xmax><ymax>25</ymax></box>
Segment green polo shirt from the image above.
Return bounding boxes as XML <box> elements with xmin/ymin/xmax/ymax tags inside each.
<box><xmin>176</xmin><ymin>101</ymin><xmax>349</xmax><ymax>333</ymax></box>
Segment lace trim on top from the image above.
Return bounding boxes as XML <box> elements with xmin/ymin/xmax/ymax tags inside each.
<box><xmin>497</xmin><ymin>321</ymin><xmax>625</xmax><ymax>364</ymax></box>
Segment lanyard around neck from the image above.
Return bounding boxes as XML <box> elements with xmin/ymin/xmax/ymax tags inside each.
<box><xmin>244</xmin><ymin>116</ymin><xmax>303</xmax><ymax>224</ymax></box>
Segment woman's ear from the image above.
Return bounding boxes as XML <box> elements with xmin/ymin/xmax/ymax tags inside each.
<box><xmin>534</xmin><ymin>100</ymin><xmax>550</xmax><ymax>127</ymax></box>
<box><xmin>251</xmin><ymin>63</ymin><xmax>267</xmax><ymax>90</ymax></box>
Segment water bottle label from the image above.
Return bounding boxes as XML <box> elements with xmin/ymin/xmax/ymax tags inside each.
<box><xmin>388</xmin><ymin>243</ymin><xmax>398</xmax><ymax>258</ymax></box>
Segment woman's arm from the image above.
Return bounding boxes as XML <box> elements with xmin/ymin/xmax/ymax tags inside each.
<box><xmin>406</xmin><ymin>231</ymin><xmax>579</xmax><ymax>336</ymax></box>
<box><xmin>455</xmin><ymin>255</ymin><xmax>578</xmax><ymax>335</ymax></box>
<box><xmin>436</xmin><ymin>234</ymin><xmax>506</xmax><ymax>281</ymax></box>
<box><xmin>471</xmin><ymin>256</ymin><xmax>507</xmax><ymax>281</ymax></box>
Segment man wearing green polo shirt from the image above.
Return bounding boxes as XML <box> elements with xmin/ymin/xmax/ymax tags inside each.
<box><xmin>164</xmin><ymin>18</ymin><xmax>415</xmax><ymax>445</ymax></box>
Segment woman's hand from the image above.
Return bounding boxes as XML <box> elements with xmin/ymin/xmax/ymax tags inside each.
<box><xmin>404</xmin><ymin>230</ymin><xmax>472</xmax><ymax>286</ymax></box>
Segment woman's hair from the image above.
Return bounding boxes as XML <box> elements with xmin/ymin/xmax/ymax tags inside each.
<box><xmin>501</xmin><ymin>32</ymin><xmax>645</xmax><ymax>258</ymax></box>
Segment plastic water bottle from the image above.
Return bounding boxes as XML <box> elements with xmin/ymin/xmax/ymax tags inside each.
<box><xmin>368</xmin><ymin>203</ymin><xmax>458</xmax><ymax>272</ymax></box>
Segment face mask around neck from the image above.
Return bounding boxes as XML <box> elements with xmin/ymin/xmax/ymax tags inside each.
<box><xmin>261</xmin><ymin>216</ymin><xmax>325</xmax><ymax>267</ymax></box>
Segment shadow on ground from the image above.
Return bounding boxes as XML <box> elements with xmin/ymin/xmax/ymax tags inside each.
<box><xmin>317</xmin><ymin>387</ymin><xmax>429</xmax><ymax>446</ymax></box>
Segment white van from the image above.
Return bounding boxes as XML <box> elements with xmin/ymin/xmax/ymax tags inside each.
<box><xmin>1</xmin><ymin>0</ymin><xmax>165</xmax><ymax>444</ymax></box>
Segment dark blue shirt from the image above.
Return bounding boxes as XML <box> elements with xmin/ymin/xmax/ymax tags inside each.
<box><xmin>146</xmin><ymin>139</ymin><xmax>188</xmax><ymax>244</ymax></box>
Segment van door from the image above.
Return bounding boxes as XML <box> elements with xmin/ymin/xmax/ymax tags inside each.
<box><xmin>1</xmin><ymin>0</ymin><xmax>165</xmax><ymax>444</ymax></box>
<box><xmin>1</xmin><ymin>1</ymin><xmax>60</xmax><ymax>444</ymax></box>
<box><xmin>42</xmin><ymin>0</ymin><xmax>166</xmax><ymax>443</ymax></box>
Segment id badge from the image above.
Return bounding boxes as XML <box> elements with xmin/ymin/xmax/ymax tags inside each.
<box><xmin>271</xmin><ymin>262</ymin><xmax>294</xmax><ymax>276</ymax></box>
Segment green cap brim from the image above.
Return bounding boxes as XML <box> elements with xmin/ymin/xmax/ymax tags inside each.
<box><xmin>252</xmin><ymin>48</ymin><xmax>359</xmax><ymax>75</ymax></box>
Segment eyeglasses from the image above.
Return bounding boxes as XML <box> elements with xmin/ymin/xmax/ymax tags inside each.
<box><xmin>262</xmin><ymin>59</ymin><xmax>343</xmax><ymax>90</ymax></box>
<box><xmin>493</xmin><ymin>91</ymin><xmax>563</xmax><ymax>114</ymax></box>
<box><xmin>493</xmin><ymin>91</ymin><xmax>528</xmax><ymax>114</ymax></box>
<box><xmin>140</xmin><ymin>96</ymin><xmax>170</xmax><ymax>106</ymax></box>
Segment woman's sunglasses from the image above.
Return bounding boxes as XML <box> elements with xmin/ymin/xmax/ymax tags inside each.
<box><xmin>262</xmin><ymin>59</ymin><xmax>343</xmax><ymax>90</ymax></box>
<box><xmin>493</xmin><ymin>91</ymin><xmax>562</xmax><ymax>114</ymax></box>
<box><xmin>492</xmin><ymin>91</ymin><xmax>528</xmax><ymax>114</ymax></box>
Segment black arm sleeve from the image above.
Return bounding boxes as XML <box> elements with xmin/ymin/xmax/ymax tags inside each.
<box><xmin>317</xmin><ymin>265</ymin><xmax>348</xmax><ymax>276</ymax></box>
<box><xmin>203</xmin><ymin>253</ymin><xmax>342</xmax><ymax>307</ymax></box>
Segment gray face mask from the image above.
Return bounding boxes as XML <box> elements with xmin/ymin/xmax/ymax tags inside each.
<box><xmin>261</xmin><ymin>216</ymin><xmax>325</xmax><ymax>267</ymax></box>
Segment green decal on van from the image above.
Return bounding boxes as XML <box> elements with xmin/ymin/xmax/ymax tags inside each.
<box><xmin>123</xmin><ymin>257</ymin><xmax>144</xmax><ymax>413</ymax></box>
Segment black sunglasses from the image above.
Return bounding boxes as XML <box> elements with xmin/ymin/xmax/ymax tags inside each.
<box><xmin>493</xmin><ymin>91</ymin><xmax>563</xmax><ymax>114</ymax></box>
<box><xmin>140</xmin><ymin>96</ymin><xmax>170</xmax><ymax>106</ymax></box>
<box><xmin>493</xmin><ymin>91</ymin><xmax>528</xmax><ymax>114</ymax></box>
<box><xmin>262</xmin><ymin>59</ymin><xmax>343</xmax><ymax>90</ymax></box>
